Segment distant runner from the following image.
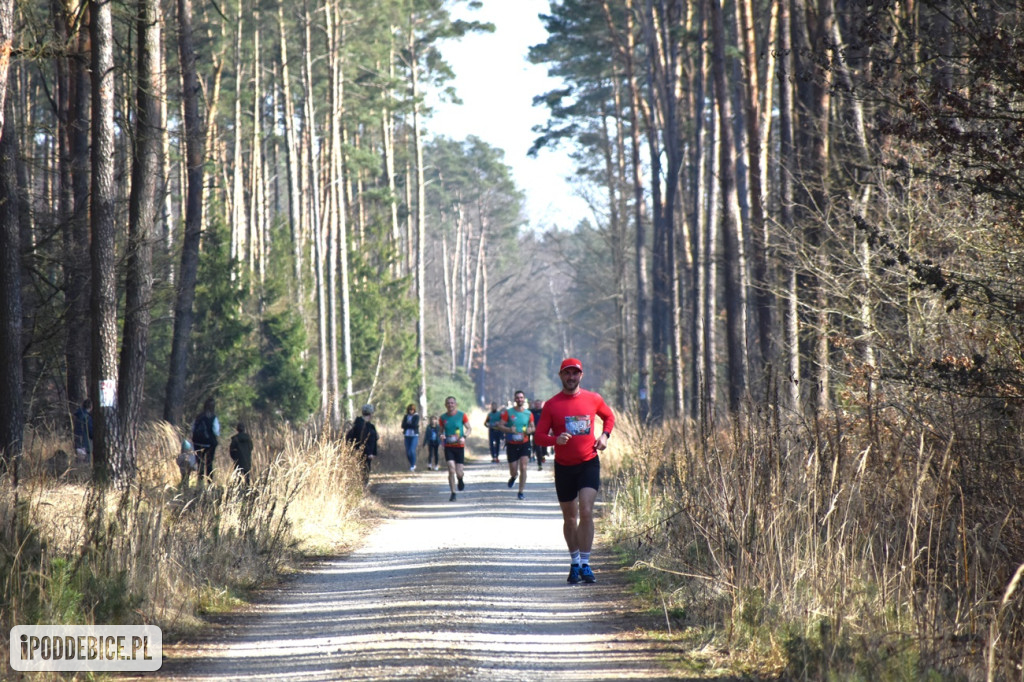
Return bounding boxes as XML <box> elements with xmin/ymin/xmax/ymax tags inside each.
<box><xmin>439</xmin><ymin>396</ymin><xmax>471</xmax><ymax>501</ymax></box>
<box><xmin>499</xmin><ymin>390</ymin><xmax>535</xmax><ymax>500</ymax></box>
<box><xmin>485</xmin><ymin>402</ymin><xmax>504</xmax><ymax>463</ymax></box>
<box><xmin>529</xmin><ymin>398</ymin><xmax>546</xmax><ymax>470</ymax></box>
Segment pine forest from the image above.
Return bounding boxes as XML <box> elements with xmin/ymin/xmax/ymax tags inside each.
<box><xmin>0</xmin><ymin>0</ymin><xmax>1022</xmax><ymax>678</ymax></box>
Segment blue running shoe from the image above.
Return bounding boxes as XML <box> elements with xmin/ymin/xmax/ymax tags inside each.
<box><xmin>457</xmin><ymin>477</ymin><xmax>465</xmax><ymax>491</ymax></box>
<box><xmin>567</xmin><ymin>564</ymin><xmax>582</xmax><ymax>584</ymax></box>
<box><xmin>517</xmin><ymin>492</ymin><xmax>525</xmax><ymax>500</ymax></box>
<box><xmin>507</xmin><ymin>476</ymin><xmax>516</xmax><ymax>488</ymax></box>
<box><xmin>580</xmin><ymin>564</ymin><xmax>596</xmax><ymax>583</ymax></box>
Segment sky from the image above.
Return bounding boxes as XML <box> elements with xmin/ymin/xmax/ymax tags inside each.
<box><xmin>424</xmin><ymin>0</ymin><xmax>590</xmax><ymax>232</ymax></box>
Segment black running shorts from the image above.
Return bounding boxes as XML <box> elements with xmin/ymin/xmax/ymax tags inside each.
<box><xmin>554</xmin><ymin>455</ymin><xmax>600</xmax><ymax>502</ymax></box>
<box><xmin>506</xmin><ymin>442</ymin><xmax>531</xmax><ymax>463</ymax></box>
<box><xmin>443</xmin><ymin>446</ymin><xmax>465</xmax><ymax>464</ymax></box>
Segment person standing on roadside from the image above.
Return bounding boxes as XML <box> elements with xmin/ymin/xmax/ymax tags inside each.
<box><xmin>191</xmin><ymin>398</ymin><xmax>220</xmax><ymax>484</ymax></box>
<box><xmin>499</xmin><ymin>390</ymin><xmax>534</xmax><ymax>500</ymax></box>
<box><xmin>423</xmin><ymin>415</ymin><xmax>441</xmax><ymax>470</ymax></box>
<box><xmin>401</xmin><ymin>403</ymin><xmax>421</xmax><ymax>471</ymax></box>
<box><xmin>439</xmin><ymin>396</ymin><xmax>471</xmax><ymax>501</ymax></box>
<box><xmin>345</xmin><ymin>404</ymin><xmax>379</xmax><ymax>487</ymax></box>
<box><xmin>529</xmin><ymin>398</ymin><xmax>546</xmax><ymax>470</ymax></box>
<box><xmin>72</xmin><ymin>398</ymin><xmax>94</xmax><ymax>463</ymax></box>
<box><xmin>229</xmin><ymin>422</ymin><xmax>254</xmax><ymax>486</ymax></box>
<box><xmin>484</xmin><ymin>402</ymin><xmax>504</xmax><ymax>463</ymax></box>
<box><xmin>534</xmin><ymin>358</ymin><xmax>615</xmax><ymax>585</ymax></box>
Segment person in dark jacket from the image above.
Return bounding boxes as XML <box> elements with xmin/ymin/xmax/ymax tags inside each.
<box><xmin>422</xmin><ymin>415</ymin><xmax>441</xmax><ymax>470</ymax></box>
<box><xmin>345</xmin><ymin>404</ymin><xmax>379</xmax><ymax>487</ymax></box>
<box><xmin>401</xmin><ymin>403</ymin><xmax>420</xmax><ymax>471</ymax></box>
<box><xmin>72</xmin><ymin>399</ymin><xmax>94</xmax><ymax>463</ymax></box>
<box><xmin>191</xmin><ymin>398</ymin><xmax>220</xmax><ymax>483</ymax></box>
<box><xmin>229</xmin><ymin>422</ymin><xmax>254</xmax><ymax>486</ymax></box>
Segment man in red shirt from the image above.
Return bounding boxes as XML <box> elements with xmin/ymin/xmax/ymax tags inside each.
<box><xmin>534</xmin><ymin>358</ymin><xmax>615</xmax><ymax>584</ymax></box>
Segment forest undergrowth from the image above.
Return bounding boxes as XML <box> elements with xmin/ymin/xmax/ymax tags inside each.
<box><xmin>0</xmin><ymin>419</ymin><xmax>394</xmax><ymax>677</ymax></box>
<box><xmin>603</xmin><ymin>392</ymin><xmax>1024</xmax><ymax>681</ymax></box>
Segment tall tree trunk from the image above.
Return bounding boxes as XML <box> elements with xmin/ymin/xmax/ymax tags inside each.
<box><xmin>164</xmin><ymin>0</ymin><xmax>207</xmax><ymax>425</ymax></box>
<box><xmin>737</xmin><ymin>0</ymin><xmax>775</xmax><ymax>375</ymax></box>
<box><xmin>0</xmin><ymin>0</ymin><xmax>11</xmax><ymax>126</ymax></box>
<box><xmin>381</xmin><ymin>46</ymin><xmax>400</xmax><ymax>279</ymax></box>
<box><xmin>642</xmin><ymin>0</ymin><xmax>667</xmax><ymax>422</ymax></box>
<box><xmin>0</xmin><ymin>99</ymin><xmax>24</xmax><ymax>476</ymax></box>
<box><xmin>63</xmin><ymin>19</ymin><xmax>92</xmax><ymax>409</ymax></box>
<box><xmin>411</xmin><ymin>37</ymin><xmax>428</xmax><ymax>414</ymax></box>
<box><xmin>710</xmin><ymin>0</ymin><xmax>748</xmax><ymax>413</ymax></box>
<box><xmin>703</xmin><ymin>116</ymin><xmax>719</xmax><ymax>421</ymax></box>
<box><xmin>250</xmin><ymin>14</ymin><xmax>267</xmax><ymax>285</ymax></box>
<box><xmin>791</xmin><ymin>0</ymin><xmax>833</xmax><ymax>413</ymax></box>
<box><xmin>117</xmin><ymin>0</ymin><xmax>162</xmax><ymax>484</ymax></box>
<box><xmin>686</xmin><ymin>0</ymin><xmax>708</xmax><ymax>421</ymax></box>
<box><xmin>617</xmin><ymin>0</ymin><xmax>651</xmax><ymax>421</ymax></box>
<box><xmin>159</xmin><ymin>3</ymin><xmax>174</xmax><ymax>287</ymax></box>
<box><xmin>277</xmin><ymin>0</ymin><xmax>303</xmax><ymax>303</ymax></box>
<box><xmin>778</xmin><ymin>0</ymin><xmax>800</xmax><ymax>412</ymax></box>
<box><xmin>325</xmin><ymin>0</ymin><xmax>341</xmax><ymax>427</ymax></box>
<box><xmin>300</xmin><ymin>0</ymin><xmax>328</xmax><ymax>421</ymax></box>
<box><xmin>598</xmin><ymin>89</ymin><xmax>628</xmax><ymax>409</ymax></box>
<box><xmin>89</xmin><ymin>0</ymin><xmax>120</xmax><ymax>483</ymax></box>
<box><xmin>466</xmin><ymin>230</ymin><xmax>483</xmax><ymax>377</ymax></box>
<box><xmin>338</xmin><ymin>17</ymin><xmax>354</xmax><ymax>424</ymax></box>
<box><xmin>230</xmin><ymin>3</ymin><xmax>245</xmax><ymax>263</ymax></box>
<box><xmin>476</xmin><ymin>235</ymin><xmax>488</xmax><ymax>402</ymax></box>
<box><xmin>442</xmin><ymin>232</ymin><xmax>457</xmax><ymax>373</ymax></box>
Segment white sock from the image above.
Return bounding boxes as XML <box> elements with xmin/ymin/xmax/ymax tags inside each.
<box><xmin>580</xmin><ymin>551</ymin><xmax>590</xmax><ymax>566</ymax></box>
<box><xmin>570</xmin><ymin>551</ymin><xmax>580</xmax><ymax>566</ymax></box>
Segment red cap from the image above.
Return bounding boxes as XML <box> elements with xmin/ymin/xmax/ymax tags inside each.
<box><xmin>559</xmin><ymin>358</ymin><xmax>583</xmax><ymax>373</ymax></box>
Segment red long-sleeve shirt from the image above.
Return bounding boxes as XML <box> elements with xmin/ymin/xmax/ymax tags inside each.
<box><xmin>534</xmin><ymin>389</ymin><xmax>615</xmax><ymax>466</ymax></box>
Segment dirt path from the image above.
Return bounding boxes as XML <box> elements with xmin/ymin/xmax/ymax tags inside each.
<box><xmin>142</xmin><ymin>454</ymin><xmax>706</xmax><ymax>681</ymax></box>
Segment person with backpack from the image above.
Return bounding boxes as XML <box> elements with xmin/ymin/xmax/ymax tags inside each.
<box><xmin>345</xmin><ymin>404</ymin><xmax>379</xmax><ymax>487</ymax></box>
<box><xmin>191</xmin><ymin>398</ymin><xmax>220</xmax><ymax>483</ymax></box>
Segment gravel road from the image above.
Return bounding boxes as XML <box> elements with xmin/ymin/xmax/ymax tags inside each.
<box><xmin>143</xmin><ymin>453</ymin><xmax>703</xmax><ymax>681</ymax></box>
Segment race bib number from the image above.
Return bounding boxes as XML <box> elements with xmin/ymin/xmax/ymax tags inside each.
<box><xmin>446</xmin><ymin>434</ymin><xmax>461</xmax><ymax>444</ymax></box>
<box><xmin>564</xmin><ymin>415</ymin><xmax>592</xmax><ymax>436</ymax></box>
<box><xmin>508</xmin><ymin>433</ymin><xmax>525</xmax><ymax>443</ymax></box>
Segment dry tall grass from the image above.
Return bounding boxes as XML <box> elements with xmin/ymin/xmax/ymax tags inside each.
<box><xmin>603</xmin><ymin>400</ymin><xmax>1024</xmax><ymax>680</ymax></box>
<box><xmin>0</xmin><ymin>418</ymin><xmax>380</xmax><ymax>675</ymax></box>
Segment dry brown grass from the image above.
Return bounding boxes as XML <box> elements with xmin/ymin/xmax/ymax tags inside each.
<box><xmin>0</xmin><ymin>417</ymin><xmax>384</xmax><ymax>678</ymax></box>
<box><xmin>603</xmin><ymin>399</ymin><xmax>1024</xmax><ymax>680</ymax></box>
